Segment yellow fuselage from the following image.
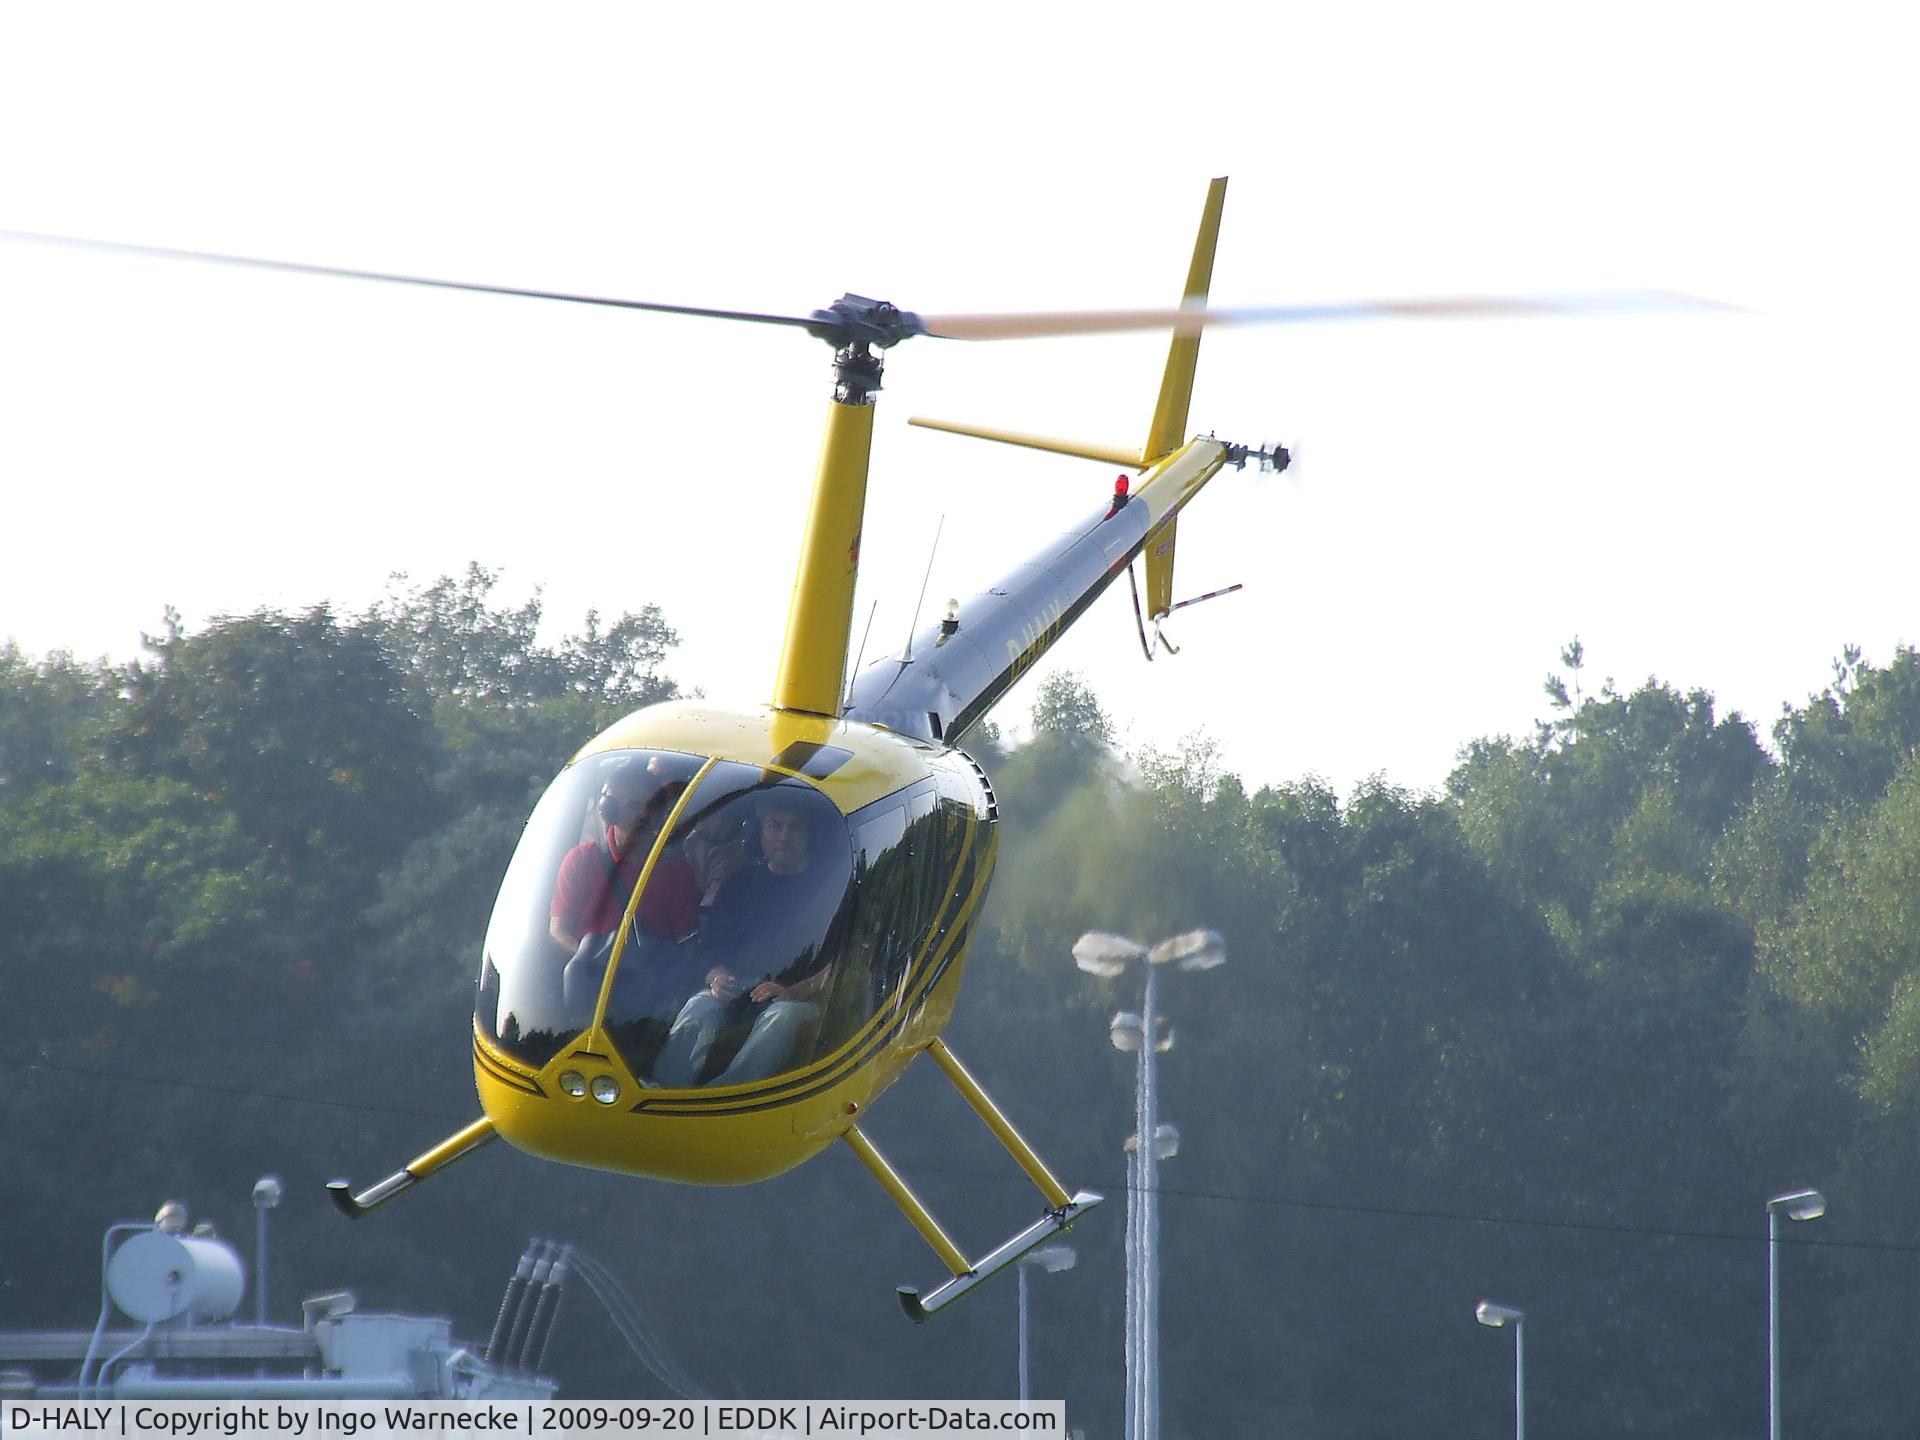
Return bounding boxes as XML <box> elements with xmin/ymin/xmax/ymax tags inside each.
<box><xmin>472</xmin><ymin>699</ymin><xmax>996</xmax><ymax>1186</ymax></box>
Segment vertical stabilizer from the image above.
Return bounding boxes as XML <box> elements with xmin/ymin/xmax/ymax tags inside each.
<box><xmin>1142</xmin><ymin>177</ymin><xmax>1227</xmax><ymax>464</ymax></box>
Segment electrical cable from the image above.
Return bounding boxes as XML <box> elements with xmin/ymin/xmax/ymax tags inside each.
<box><xmin>564</xmin><ymin>1248</ymin><xmax>712</xmax><ymax>1400</ymax></box>
<box><xmin>1</xmin><ymin>1049</ymin><xmax>1910</xmax><ymax>1257</ymax></box>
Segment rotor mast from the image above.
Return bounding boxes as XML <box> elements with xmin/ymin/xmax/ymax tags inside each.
<box><xmin>770</xmin><ymin>296</ymin><xmax>918</xmax><ymax>718</ymax></box>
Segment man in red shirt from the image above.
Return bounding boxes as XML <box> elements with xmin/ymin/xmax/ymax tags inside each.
<box><xmin>549</xmin><ymin>760</ymin><xmax>699</xmax><ymax>955</ymax></box>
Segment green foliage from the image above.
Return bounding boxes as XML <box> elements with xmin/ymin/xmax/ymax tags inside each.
<box><xmin>1028</xmin><ymin>668</ymin><xmax>1114</xmax><ymax>745</ymax></box>
<box><xmin>1760</xmin><ymin>756</ymin><xmax>1920</xmax><ymax>1104</ymax></box>
<box><xmin>368</xmin><ymin>563</ymin><xmax>680</xmax><ymax>713</ymax></box>
<box><xmin>1773</xmin><ymin>646</ymin><xmax>1920</xmax><ymax>818</ymax></box>
<box><xmin>1453</xmin><ymin>672</ymin><xmax>1770</xmax><ymax>923</ymax></box>
<box><xmin>0</xmin><ymin>641</ymin><xmax>111</xmax><ymax>797</ymax></box>
<box><xmin>118</xmin><ymin>605</ymin><xmax>438</xmax><ymax>884</ymax></box>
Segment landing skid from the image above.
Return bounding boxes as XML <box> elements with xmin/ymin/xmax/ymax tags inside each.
<box><xmin>896</xmin><ymin>1190</ymin><xmax>1102</xmax><ymax>1323</ymax></box>
<box><xmin>326</xmin><ymin>1116</ymin><xmax>496</xmax><ymax>1218</ymax></box>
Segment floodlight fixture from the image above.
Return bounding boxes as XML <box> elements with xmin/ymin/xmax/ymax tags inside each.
<box><xmin>1148</xmin><ymin>929</ymin><xmax>1227</xmax><ymax>970</ymax></box>
<box><xmin>1767</xmin><ymin>1188</ymin><xmax>1826</xmax><ymax>1221</ymax></box>
<box><xmin>1075</xmin><ymin>931</ymin><xmax>1145</xmax><ymax>977</ymax></box>
<box><xmin>1023</xmin><ymin>1244</ymin><xmax>1078</xmax><ymax>1274</ymax></box>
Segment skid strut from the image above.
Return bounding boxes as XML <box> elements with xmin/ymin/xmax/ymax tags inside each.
<box><xmin>327</xmin><ymin>1116</ymin><xmax>497</xmax><ymax>1218</ymax></box>
<box><xmin>844</xmin><ymin>1038</ymin><xmax>1103</xmax><ymax>1323</ymax></box>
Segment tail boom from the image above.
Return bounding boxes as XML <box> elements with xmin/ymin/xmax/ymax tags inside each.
<box><xmin>842</xmin><ymin>438</ymin><xmax>1228</xmax><ymax>744</ymax></box>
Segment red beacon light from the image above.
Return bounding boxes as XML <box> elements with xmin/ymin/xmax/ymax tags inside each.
<box><xmin>1108</xmin><ymin>474</ymin><xmax>1131</xmax><ymax>517</ymax></box>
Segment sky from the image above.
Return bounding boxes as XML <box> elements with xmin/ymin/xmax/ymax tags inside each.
<box><xmin>2</xmin><ymin>3</ymin><xmax>1915</xmax><ymax>798</ymax></box>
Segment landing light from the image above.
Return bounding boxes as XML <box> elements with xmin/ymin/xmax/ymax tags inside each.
<box><xmin>590</xmin><ymin>1076</ymin><xmax>621</xmax><ymax>1105</ymax></box>
<box><xmin>558</xmin><ymin>1071</ymin><xmax>587</xmax><ymax>1098</ymax></box>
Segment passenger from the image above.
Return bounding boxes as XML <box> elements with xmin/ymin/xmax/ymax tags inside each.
<box><xmin>655</xmin><ymin>790</ymin><xmax>835</xmax><ymax>1087</ymax></box>
<box><xmin>548</xmin><ymin>760</ymin><xmax>698</xmax><ymax>957</ymax></box>
<box><xmin>685</xmin><ymin>808</ymin><xmax>750</xmax><ymax>911</ymax></box>
<box><xmin>550</xmin><ymin>763</ymin><xmax>704</xmax><ymax>1047</ymax></box>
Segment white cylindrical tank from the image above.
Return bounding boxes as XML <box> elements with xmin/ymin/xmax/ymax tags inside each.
<box><xmin>107</xmin><ymin>1230</ymin><xmax>247</xmax><ymax>1323</ymax></box>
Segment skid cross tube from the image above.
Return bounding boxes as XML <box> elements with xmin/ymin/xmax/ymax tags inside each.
<box><xmin>846</xmin><ymin>1040</ymin><xmax>1101</xmax><ymax>1322</ymax></box>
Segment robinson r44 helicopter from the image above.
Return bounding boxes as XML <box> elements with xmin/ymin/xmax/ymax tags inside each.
<box><xmin>9</xmin><ymin>176</ymin><xmax>1688</xmax><ymax>1319</ymax></box>
<box><xmin>343</xmin><ymin>176</ymin><xmax>1280</xmax><ymax>1322</ymax></box>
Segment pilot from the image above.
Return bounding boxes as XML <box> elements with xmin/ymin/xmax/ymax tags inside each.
<box><xmin>549</xmin><ymin>758</ymin><xmax>699</xmax><ymax>960</ymax></box>
<box><xmin>654</xmin><ymin>789</ymin><xmax>834</xmax><ymax>1087</ymax></box>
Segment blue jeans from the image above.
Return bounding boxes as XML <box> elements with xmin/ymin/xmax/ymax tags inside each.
<box><xmin>654</xmin><ymin>992</ymin><xmax>820</xmax><ymax>1087</ymax></box>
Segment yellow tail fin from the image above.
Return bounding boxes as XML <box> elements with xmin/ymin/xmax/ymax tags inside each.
<box><xmin>1143</xmin><ymin>176</ymin><xmax>1227</xmax><ymax>465</ymax></box>
<box><xmin>1139</xmin><ymin>176</ymin><xmax>1227</xmax><ymax>617</ymax></box>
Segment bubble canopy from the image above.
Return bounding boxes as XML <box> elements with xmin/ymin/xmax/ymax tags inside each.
<box><xmin>477</xmin><ymin>748</ymin><xmax>881</xmax><ymax>1087</ymax></box>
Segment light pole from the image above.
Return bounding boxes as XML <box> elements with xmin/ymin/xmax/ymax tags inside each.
<box><xmin>1766</xmin><ymin>1187</ymin><xmax>1825</xmax><ymax>1440</ymax></box>
<box><xmin>1016</xmin><ymin>1244</ymin><xmax>1076</xmax><ymax>1402</ymax></box>
<box><xmin>1475</xmin><ymin>1301</ymin><xmax>1525</xmax><ymax>1440</ymax></box>
<box><xmin>1075</xmin><ymin>928</ymin><xmax>1225</xmax><ymax>1440</ymax></box>
<box><xmin>251</xmin><ymin>1175</ymin><xmax>282</xmax><ymax>1325</ymax></box>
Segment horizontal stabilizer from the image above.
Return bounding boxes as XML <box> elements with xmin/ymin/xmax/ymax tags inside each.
<box><xmin>909</xmin><ymin>416</ymin><xmax>1143</xmax><ymax>470</ymax></box>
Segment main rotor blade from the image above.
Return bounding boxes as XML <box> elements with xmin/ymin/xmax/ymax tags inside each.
<box><xmin>915</xmin><ymin>290</ymin><xmax>1727</xmax><ymax>340</ymax></box>
<box><xmin>0</xmin><ymin>228</ymin><xmax>823</xmax><ymax>332</ymax></box>
<box><xmin>5</xmin><ymin>226</ymin><xmax>1730</xmax><ymax>345</ymax></box>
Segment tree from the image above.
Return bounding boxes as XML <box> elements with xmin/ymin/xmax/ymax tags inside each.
<box><xmin>367</xmin><ymin>563</ymin><xmax>680</xmax><ymax>713</ymax></box>
<box><xmin>1029</xmin><ymin>669</ymin><xmax>1114</xmax><ymax>745</ymax></box>
<box><xmin>117</xmin><ymin>605</ymin><xmax>438</xmax><ymax>889</ymax></box>
<box><xmin>0</xmin><ymin>642</ymin><xmax>110</xmax><ymax>798</ymax></box>
<box><xmin>1773</xmin><ymin>646</ymin><xmax>1920</xmax><ymax>818</ymax></box>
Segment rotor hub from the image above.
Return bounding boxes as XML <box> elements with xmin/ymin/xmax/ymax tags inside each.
<box><xmin>805</xmin><ymin>294</ymin><xmax>927</xmax><ymax>351</ymax></box>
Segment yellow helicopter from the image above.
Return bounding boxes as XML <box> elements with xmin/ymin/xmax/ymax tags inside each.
<box><xmin>319</xmin><ymin>176</ymin><xmax>1290</xmax><ymax>1322</ymax></box>
<box><xmin>7</xmin><ymin>177</ymin><xmax>1682</xmax><ymax>1319</ymax></box>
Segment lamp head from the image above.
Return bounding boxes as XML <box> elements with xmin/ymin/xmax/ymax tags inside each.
<box><xmin>1075</xmin><ymin>932</ymin><xmax>1145</xmax><ymax>977</ymax></box>
<box><xmin>1767</xmin><ymin>1188</ymin><xmax>1826</xmax><ymax>1221</ymax></box>
<box><xmin>1148</xmin><ymin>929</ymin><xmax>1226</xmax><ymax>971</ymax></box>
<box><xmin>1022</xmin><ymin>1244</ymin><xmax>1077</xmax><ymax>1274</ymax></box>
<box><xmin>1475</xmin><ymin>1300</ymin><xmax>1524</xmax><ymax>1328</ymax></box>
